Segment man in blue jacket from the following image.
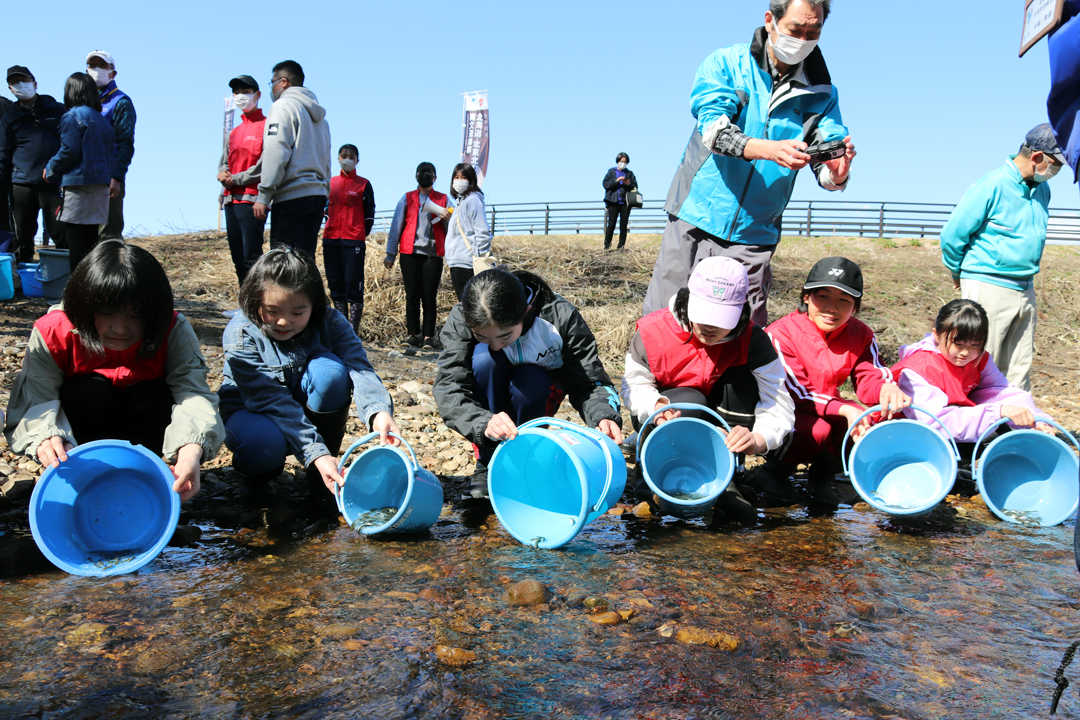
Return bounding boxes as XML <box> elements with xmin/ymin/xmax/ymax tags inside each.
<box><xmin>939</xmin><ymin>124</ymin><xmax>1065</xmax><ymax>392</ymax></box>
<box><xmin>645</xmin><ymin>0</ymin><xmax>855</xmax><ymax>326</ymax></box>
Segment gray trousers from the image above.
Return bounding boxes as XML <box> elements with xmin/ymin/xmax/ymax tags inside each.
<box><xmin>642</xmin><ymin>214</ymin><xmax>776</xmax><ymax>326</ymax></box>
<box><xmin>99</xmin><ymin>181</ymin><xmax>124</xmax><ymax>240</ymax></box>
<box><xmin>961</xmin><ymin>279</ymin><xmax>1037</xmax><ymax>391</ymax></box>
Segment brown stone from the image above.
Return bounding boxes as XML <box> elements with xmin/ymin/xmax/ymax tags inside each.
<box><xmin>589</xmin><ymin>611</ymin><xmax>623</xmax><ymax>625</ymax></box>
<box><xmin>436</xmin><ymin>645</ymin><xmax>478</xmax><ymax>666</ymax></box>
<box><xmin>505</xmin><ymin>578</ymin><xmax>552</xmax><ymax>606</ymax></box>
<box><xmin>632</xmin><ymin>502</ymin><xmax>655</xmax><ymax>518</ymax></box>
<box><xmin>676</xmin><ymin>627</ymin><xmax>740</xmax><ymax>651</ymax></box>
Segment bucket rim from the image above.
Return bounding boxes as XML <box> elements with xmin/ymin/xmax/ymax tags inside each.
<box><xmin>29</xmin><ymin>439</ymin><xmax>180</xmax><ymax>577</ymax></box>
<box><xmin>975</xmin><ymin>428</ymin><xmax>1080</xmax><ymax>526</ymax></box>
<box><xmin>339</xmin><ymin>444</ymin><xmax>418</xmax><ymax>534</ymax></box>
<box><xmin>489</xmin><ymin>426</ymin><xmax>590</xmax><ymax>549</ymax></box>
<box><xmin>847</xmin><ymin>420</ymin><xmax>957</xmax><ymax>516</ymax></box>
<box><xmin>639</xmin><ymin>416</ymin><xmax>733</xmax><ymax>508</ymax></box>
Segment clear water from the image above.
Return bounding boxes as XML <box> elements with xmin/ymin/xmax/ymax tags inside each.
<box><xmin>1</xmin><ymin>503</ymin><xmax>1078</xmax><ymax>719</ymax></box>
<box><xmin>348</xmin><ymin>506</ymin><xmax>399</xmax><ymax>533</ymax></box>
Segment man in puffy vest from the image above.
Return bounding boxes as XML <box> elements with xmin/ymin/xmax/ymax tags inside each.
<box><xmin>645</xmin><ymin>0</ymin><xmax>855</xmax><ymax>326</ymax></box>
<box><xmin>86</xmin><ymin>50</ymin><xmax>135</xmax><ymax>240</ymax></box>
<box><xmin>217</xmin><ymin>74</ymin><xmax>267</xmax><ymax>286</ymax></box>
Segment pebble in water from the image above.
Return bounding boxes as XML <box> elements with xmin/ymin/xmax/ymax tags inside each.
<box><xmin>349</xmin><ymin>507</ymin><xmax>399</xmax><ymax>533</ymax></box>
<box><xmin>1001</xmin><ymin>509</ymin><xmax>1043</xmax><ymax>527</ymax></box>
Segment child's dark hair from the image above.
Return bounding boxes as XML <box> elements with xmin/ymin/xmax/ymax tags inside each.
<box><xmin>450</xmin><ymin>163</ymin><xmax>480</xmax><ymax>200</ymax></box>
<box><xmin>462</xmin><ymin>269</ymin><xmax>552</xmax><ymax>329</ymax></box>
<box><xmin>934</xmin><ymin>299</ymin><xmax>988</xmax><ymax>347</ymax></box>
<box><xmin>62</xmin><ymin>240</ymin><xmax>173</xmax><ymax>359</ymax></box>
<box><xmin>415</xmin><ymin>161</ymin><xmax>436</xmax><ymax>177</ymax></box>
<box><xmin>673</xmin><ymin>288</ymin><xmax>751</xmax><ymax>340</ymax></box>
<box><xmin>798</xmin><ymin>287</ymin><xmax>862</xmax><ymax>314</ymax></box>
<box><xmin>63</xmin><ymin>73</ymin><xmax>102</xmax><ymax>111</ymax></box>
<box><xmin>239</xmin><ymin>247</ymin><xmax>327</xmax><ymax>336</ymax></box>
<box><xmin>338</xmin><ymin>144</ymin><xmax>358</xmax><ymax>158</ymax></box>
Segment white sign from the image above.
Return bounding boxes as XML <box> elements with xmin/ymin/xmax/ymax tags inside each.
<box><xmin>1020</xmin><ymin>0</ymin><xmax>1065</xmax><ymax>57</ymax></box>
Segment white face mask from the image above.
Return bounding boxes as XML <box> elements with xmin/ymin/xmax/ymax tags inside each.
<box><xmin>10</xmin><ymin>82</ymin><xmax>36</xmax><ymax>101</ymax></box>
<box><xmin>769</xmin><ymin>19</ymin><xmax>818</xmax><ymax>66</ymax></box>
<box><xmin>87</xmin><ymin>67</ymin><xmax>112</xmax><ymax>87</ymax></box>
<box><xmin>617</xmin><ymin>162</ymin><xmax>627</xmax><ymax>170</ymax></box>
<box><xmin>452</xmin><ymin>178</ymin><xmax>470</xmax><ymax>194</ymax></box>
<box><xmin>233</xmin><ymin>92</ymin><xmax>256</xmax><ymax>112</ymax></box>
<box><xmin>1033</xmin><ymin>158</ymin><xmax>1062</xmax><ymax>183</ymax></box>
<box><xmin>339</xmin><ymin>158</ymin><xmax>357</xmax><ymax>173</ymax></box>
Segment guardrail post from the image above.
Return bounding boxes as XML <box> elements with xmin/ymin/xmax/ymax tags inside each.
<box><xmin>879</xmin><ymin>203</ymin><xmax>885</xmax><ymax>238</ymax></box>
<box><xmin>490</xmin><ymin>206</ymin><xmax>496</xmax><ymax>232</ymax></box>
<box><xmin>806</xmin><ymin>202</ymin><xmax>812</xmax><ymax>237</ymax></box>
<box><xmin>544</xmin><ymin>205</ymin><xmax>550</xmax><ymax>235</ymax></box>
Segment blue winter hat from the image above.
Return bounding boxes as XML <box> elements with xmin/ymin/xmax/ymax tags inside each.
<box><xmin>1024</xmin><ymin>123</ymin><xmax>1066</xmax><ymax>164</ymax></box>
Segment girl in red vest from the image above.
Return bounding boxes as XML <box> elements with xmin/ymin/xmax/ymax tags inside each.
<box><xmin>764</xmin><ymin>257</ymin><xmax>910</xmax><ymax>505</ymax></box>
<box><xmin>893</xmin><ymin>298</ymin><xmax>1054</xmax><ymax>445</ymax></box>
<box><xmin>384</xmin><ymin>161</ymin><xmax>450</xmax><ymax>350</ymax></box>
<box><xmin>4</xmin><ymin>240</ymin><xmax>225</xmax><ymax>502</ymax></box>
<box><xmin>323</xmin><ymin>143</ymin><xmax>375</xmax><ymax>334</ymax></box>
<box><xmin>622</xmin><ymin>256</ymin><xmax>795</xmax><ymax>521</ymax></box>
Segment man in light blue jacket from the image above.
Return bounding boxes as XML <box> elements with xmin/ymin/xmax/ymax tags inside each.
<box><xmin>644</xmin><ymin>0</ymin><xmax>856</xmax><ymax>325</ymax></box>
<box><xmin>940</xmin><ymin>124</ymin><xmax>1065</xmax><ymax>392</ymax></box>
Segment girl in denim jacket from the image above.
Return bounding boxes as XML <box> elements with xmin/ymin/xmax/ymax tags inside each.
<box><xmin>219</xmin><ymin>248</ymin><xmax>400</xmax><ymax>511</ymax></box>
<box><xmin>43</xmin><ymin>73</ymin><xmax>115</xmax><ymax>269</ymax></box>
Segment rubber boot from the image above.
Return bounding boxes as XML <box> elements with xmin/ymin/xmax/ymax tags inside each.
<box><xmin>806</xmin><ymin>453</ymin><xmax>841</xmax><ymax>506</ymax></box>
<box><xmin>755</xmin><ymin>459</ymin><xmax>803</xmax><ymax>506</ymax></box>
<box><xmin>236</xmin><ymin>464</ymin><xmax>284</xmax><ymax>507</ymax></box>
<box><xmin>304</xmin><ymin>403</ymin><xmax>351</xmax><ymax>516</ymax></box>
<box><xmin>348</xmin><ymin>303</ymin><xmax>362</xmax><ymax>335</ymax></box>
<box><xmin>714</xmin><ymin>482</ymin><xmax>758</xmax><ymax>522</ymax></box>
<box><xmin>332</xmin><ymin>299</ymin><xmax>348</xmax><ymax>318</ymax></box>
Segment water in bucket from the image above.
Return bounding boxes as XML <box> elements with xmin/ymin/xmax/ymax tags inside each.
<box><xmin>843</xmin><ymin>405</ymin><xmax>959</xmax><ymax>516</ymax></box>
<box><xmin>637</xmin><ymin>403</ymin><xmax>734</xmax><ymax>519</ymax></box>
<box><xmin>29</xmin><ymin>440</ymin><xmax>180</xmax><ymax>576</ymax></box>
<box><xmin>489</xmin><ymin>418</ymin><xmax>626</xmax><ymax>549</ymax></box>
<box><xmin>336</xmin><ymin>433</ymin><xmax>443</xmax><ymax>535</ymax></box>
<box><xmin>975</xmin><ymin>419</ymin><xmax>1080</xmax><ymax>527</ymax></box>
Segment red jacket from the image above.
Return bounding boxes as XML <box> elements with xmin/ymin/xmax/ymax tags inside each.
<box><xmin>37</xmin><ymin>310</ymin><xmax>178</xmax><ymax>389</ymax></box>
<box><xmin>324</xmin><ymin>171</ymin><xmax>372</xmax><ymax>241</ymax></box>
<box><xmin>891</xmin><ymin>349</ymin><xmax>989</xmax><ymax>407</ymax></box>
<box><xmin>223</xmin><ymin>109</ymin><xmax>266</xmax><ymax>202</ymax></box>
<box><xmin>635</xmin><ymin>308</ymin><xmax>752</xmax><ymax>394</ymax></box>
<box><xmin>765</xmin><ymin>311</ymin><xmax>892</xmax><ymax>419</ymax></box>
<box><xmin>401</xmin><ymin>189</ymin><xmax>447</xmax><ymax>255</ymax></box>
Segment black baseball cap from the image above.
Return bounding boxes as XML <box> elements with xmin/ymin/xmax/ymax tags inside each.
<box><xmin>803</xmin><ymin>256</ymin><xmax>863</xmax><ymax>298</ymax></box>
<box><xmin>6</xmin><ymin>66</ymin><xmax>34</xmax><ymax>83</ymax></box>
<box><xmin>1024</xmin><ymin>123</ymin><xmax>1066</xmax><ymax>164</ymax></box>
<box><xmin>228</xmin><ymin>75</ymin><xmax>259</xmax><ymax>92</ymax></box>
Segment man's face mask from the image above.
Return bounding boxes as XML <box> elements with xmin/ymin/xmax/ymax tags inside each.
<box><xmin>233</xmin><ymin>92</ymin><xmax>257</xmax><ymax>112</ymax></box>
<box><xmin>1033</xmin><ymin>156</ymin><xmax>1062</xmax><ymax>183</ymax></box>
<box><xmin>769</xmin><ymin>19</ymin><xmax>818</xmax><ymax>66</ymax></box>
<box><xmin>10</xmin><ymin>82</ymin><xmax>36</xmax><ymax>101</ymax></box>
<box><xmin>87</xmin><ymin>67</ymin><xmax>112</xmax><ymax>87</ymax></box>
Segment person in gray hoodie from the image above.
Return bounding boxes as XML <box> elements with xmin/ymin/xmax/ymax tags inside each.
<box><xmin>252</xmin><ymin>60</ymin><xmax>331</xmax><ymax>259</ymax></box>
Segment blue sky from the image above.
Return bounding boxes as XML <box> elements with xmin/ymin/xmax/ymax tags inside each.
<box><xmin>5</xmin><ymin>0</ymin><xmax>1076</xmax><ymax>235</ymax></box>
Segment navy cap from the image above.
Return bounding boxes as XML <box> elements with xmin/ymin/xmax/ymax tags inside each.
<box><xmin>803</xmin><ymin>256</ymin><xmax>863</xmax><ymax>298</ymax></box>
<box><xmin>6</xmin><ymin>65</ymin><xmax>34</xmax><ymax>83</ymax></box>
<box><xmin>228</xmin><ymin>75</ymin><xmax>259</xmax><ymax>92</ymax></box>
<box><xmin>1024</xmin><ymin>123</ymin><xmax>1066</xmax><ymax>164</ymax></box>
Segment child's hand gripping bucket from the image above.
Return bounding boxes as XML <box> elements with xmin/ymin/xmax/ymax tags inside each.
<box><xmin>842</xmin><ymin>405</ymin><xmax>959</xmax><ymax>516</ymax></box>
<box><xmin>974</xmin><ymin>418</ymin><xmax>1080</xmax><ymax>527</ymax></box>
<box><xmin>488</xmin><ymin>418</ymin><xmax>627</xmax><ymax>549</ymax></box>
<box><xmin>637</xmin><ymin>403</ymin><xmax>735</xmax><ymax>519</ymax></box>
<box><xmin>336</xmin><ymin>433</ymin><xmax>444</xmax><ymax>535</ymax></box>
<box><xmin>29</xmin><ymin>440</ymin><xmax>180</xmax><ymax>577</ymax></box>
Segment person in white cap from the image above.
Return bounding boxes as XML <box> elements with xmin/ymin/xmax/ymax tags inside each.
<box><xmin>86</xmin><ymin>50</ymin><xmax>136</xmax><ymax>239</ymax></box>
<box><xmin>622</xmin><ymin>255</ymin><xmax>795</xmax><ymax>521</ymax></box>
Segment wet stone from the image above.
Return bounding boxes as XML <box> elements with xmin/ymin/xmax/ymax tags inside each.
<box><xmin>583</xmin><ymin>597</ymin><xmax>610</xmax><ymax>613</ymax></box>
<box><xmin>168</xmin><ymin>525</ymin><xmax>202</xmax><ymax>547</ymax></box>
<box><xmin>850</xmin><ymin>599</ymin><xmax>875</xmax><ymax>621</ymax></box>
<box><xmin>505</xmin><ymin>578</ymin><xmax>552</xmax><ymax>606</ymax></box>
<box><xmin>676</xmin><ymin>627</ymin><xmax>740</xmax><ymax>651</ymax></box>
<box><xmin>419</xmin><ymin>588</ymin><xmax>448</xmax><ymax>603</ymax></box>
<box><xmin>65</xmin><ymin>623</ymin><xmax>111</xmax><ymax>648</ymax></box>
<box><xmin>0</xmin><ymin>473</ymin><xmax>34</xmax><ymax>500</ymax></box>
<box><xmin>563</xmin><ymin>588</ymin><xmax>588</xmax><ymax>607</ymax></box>
<box><xmin>632</xmin><ymin>502</ymin><xmax>655</xmax><ymax>518</ymax></box>
<box><xmin>316</xmin><ymin>624</ymin><xmax>362</xmax><ymax>639</ymax></box>
<box><xmin>436</xmin><ymin>645</ymin><xmax>477</xmax><ymax>667</ymax></box>
<box><xmin>589</xmin><ymin>611</ymin><xmax>623</xmax><ymax>625</ymax></box>
<box><xmin>829</xmin><ymin>622</ymin><xmax>862</xmax><ymax>639</ymax></box>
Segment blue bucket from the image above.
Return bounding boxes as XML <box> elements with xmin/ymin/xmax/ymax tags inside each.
<box><xmin>336</xmin><ymin>433</ymin><xmax>444</xmax><ymax>535</ymax></box>
<box><xmin>974</xmin><ymin>418</ymin><xmax>1080</xmax><ymax>527</ymax></box>
<box><xmin>37</xmin><ymin>248</ymin><xmax>71</xmax><ymax>302</ymax></box>
<box><xmin>636</xmin><ymin>403</ymin><xmax>734</xmax><ymax>519</ymax></box>
<box><xmin>842</xmin><ymin>405</ymin><xmax>959</xmax><ymax>516</ymax></box>
<box><xmin>0</xmin><ymin>253</ymin><xmax>13</xmax><ymax>301</ymax></box>
<box><xmin>489</xmin><ymin>418</ymin><xmax>626</xmax><ymax>549</ymax></box>
<box><xmin>0</xmin><ymin>231</ymin><xmax>12</xmax><ymax>254</ymax></box>
<box><xmin>29</xmin><ymin>440</ymin><xmax>180</xmax><ymax>576</ymax></box>
<box><xmin>18</xmin><ymin>263</ymin><xmax>42</xmax><ymax>297</ymax></box>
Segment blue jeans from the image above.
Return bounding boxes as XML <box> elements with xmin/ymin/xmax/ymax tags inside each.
<box><xmin>224</xmin><ymin>201</ymin><xmax>266</xmax><ymax>285</ymax></box>
<box><xmin>226</xmin><ymin>353</ymin><xmax>350</xmax><ymax>475</ymax></box>
<box><xmin>472</xmin><ymin>344</ymin><xmax>564</xmax><ymax>465</ymax></box>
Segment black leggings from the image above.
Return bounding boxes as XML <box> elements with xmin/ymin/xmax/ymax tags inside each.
<box><xmin>399</xmin><ymin>252</ymin><xmax>443</xmax><ymax>338</ymax></box>
<box><xmin>65</xmin><ymin>223</ymin><xmax>102</xmax><ymax>271</ymax></box>
<box><xmin>58</xmin><ymin>374</ymin><xmax>174</xmax><ymax>455</ymax></box>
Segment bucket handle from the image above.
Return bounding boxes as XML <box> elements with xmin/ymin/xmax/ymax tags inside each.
<box><xmin>635</xmin><ymin>403</ymin><xmax>733</xmax><ymax>462</ymax></box>
<box><xmin>517</xmin><ymin>417</ymin><xmax>615</xmax><ymax>513</ymax></box>
<box><xmin>334</xmin><ymin>432</ymin><xmax>417</xmax><ymax>513</ymax></box>
<box><xmin>841</xmin><ymin>404</ymin><xmax>961</xmax><ymax>477</ymax></box>
<box><xmin>973</xmin><ymin>417</ymin><xmax>1080</xmax><ymax>466</ymax></box>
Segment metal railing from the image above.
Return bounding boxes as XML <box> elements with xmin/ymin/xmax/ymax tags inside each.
<box><xmin>369</xmin><ymin>199</ymin><xmax>1080</xmax><ymax>244</ymax></box>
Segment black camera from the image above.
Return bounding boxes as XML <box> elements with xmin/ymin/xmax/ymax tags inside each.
<box><xmin>805</xmin><ymin>139</ymin><xmax>847</xmax><ymax>162</ymax></box>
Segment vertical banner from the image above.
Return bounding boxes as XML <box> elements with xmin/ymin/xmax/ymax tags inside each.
<box><xmin>461</xmin><ymin>91</ymin><xmax>490</xmax><ymax>187</ymax></box>
<box><xmin>223</xmin><ymin>93</ymin><xmax>235</xmax><ymax>155</ymax></box>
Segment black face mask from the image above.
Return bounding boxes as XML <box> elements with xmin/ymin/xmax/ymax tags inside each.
<box><xmin>417</xmin><ymin>172</ymin><xmax>435</xmax><ymax>188</ymax></box>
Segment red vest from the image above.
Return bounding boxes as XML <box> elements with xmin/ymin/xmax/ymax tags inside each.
<box><xmin>400</xmin><ymin>189</ymin><xmax>447</xmax><ymax>256</ymax></box>
<box><xmin>224</xmin><ymin>109</ymin><xmax>266</xmax><ymax>202</ymax></box>
<box><xmin>37</xmin><ymin>310</ymin><xmax>178</xmax><ymax>389</ymax></box>
<box><xmin>892</xmin><ymin>349</ymin><xmax>989</xmax><ymax>407</ymax></box>
<box><xmin>324</xmin><ymin>171</ymin><xmax>369</xmax><ymax>241</ymax></box>
<box><xmin>636</xmin><ymin>308</ymin><xmax>753</xmax><ymax>394</ymax></box>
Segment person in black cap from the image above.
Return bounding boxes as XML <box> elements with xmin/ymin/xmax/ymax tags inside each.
<box><xmin>940</xmin><ymin>123</ymin><xmax>1066</xmax><ymax>392</ymax></box>
<box><xmin>0</xmin><ymin>66</ymin><xmax>67</xmax><ymax>263</ymax></box>
<box><xmin>762</xmin><ymin>256</ymin><xmax>910</xmax><ymax>505</ymax></box>
<box><xmin>217</xmin><ymin>74</ymin><xmax>267</xmax><ymax>286</ymax></box>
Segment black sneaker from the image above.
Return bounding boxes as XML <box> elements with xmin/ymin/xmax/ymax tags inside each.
<box><xmin>422</xmin><ymin>336</ymin><xmax>441</xmax><ymax>351</ymax></box>
<box><xmin>463</xmin><ymin>464</ymin><xmax>489</xmax><ymax>500</ymax></box>
<box><xmin>402</xmin><ymin>334</ymin><xmax>422</xmax><ymax>348</ymax></box>
<box><xmin>630</xmin><ymin>463</ymin><xmax>653</xmax><ymax>501</ymax></box>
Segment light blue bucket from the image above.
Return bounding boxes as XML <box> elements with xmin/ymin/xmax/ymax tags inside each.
<box><xmin>335</xmin><ymin>433</ymin><xmax>444</xmax><ymax>535</ymax></box>
<box><xmin>489</xmin><ymin>418</ymin><xmax>626</xmax><ymax>549</ymax></box>
<box><xmin>974</xmin><ymin>418</ymin><xmax>1079</xmax><ymax>527</ymax></box>
<box><xmin>842</xmin><ymin>405</ymin><xmax>959</xmax><ymax>516</ymax></box>
<box><xmin>29</xmin><ymin>440</ymin><xmax>180</xmax><ymax>577</ymax></box>
<box><xmin>637</xmin><ymin>403</ymin><xmax>734</xmax><ymax>519</ymax></box>
<box><xmin>0</xmin><ymin>253</ymin><xmax>13</xmax><ymax>301</ymax></box>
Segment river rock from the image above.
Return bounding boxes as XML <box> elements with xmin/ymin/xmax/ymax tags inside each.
<box><xmin>563</xmin><ymin>588</ymin><xmax>589</xmax><ymax>607</ymax></box>
<box><xmin>583</xmin><ymin>596</ymin><xmax>610</xmax><ymax>613</ymax></box>
<box><xmin>606</xmin><ymin>507</ymin><xmax>626</xmax><ymax>516</ymax></box>
<box><xmin>65</xmin><ymin>623</ymin><xmax>112</xmax><ymax>648</ymax></box>
<box><xmin>0</xmin><ymin>462</ymin><xmax>14</xmax><ymax>476</ymax></box>
<box><xmin>589</xmin><ymin>611</ymin><xmax>623</xmax><ymax>625</ymax></box>
<box><xmin>829</xmin><ymin>622</ymin><xmax>861</xmax><ymax>639</ymax></box>
<box><xmin>850</xmin><ymin>600</ymin><xmax>875</xmax><ymax>621</ymax></box>
<box><xmin>0</xmin><ymin>473</ymin><xmax>34</xmax><ymax>500</ymax></box>
<box><xmin>400</xmin><ymin>380</ymin><xmax>426</xmax><ymax>395</ymax></box>
<box><xmin>168</xmin><ymin>525</ymin><xmax>202</xmax><ymax>546</ymax></box>
<box><xmin>316</xmin><ymin>624</ymin><xmax>362</xmax><ymax>639</ymax></box>
<box><xmin>505</xmin><ymin>578</ymin><xmax>552</xmax><ymax>606</ymax></box>
<box><xmin>419</xmin><ymin>588</ymin><xmax>448</xmax><ymax>603</ymax></box>
<box><xmin>436</xmin><ymin>645</ymin><xmax>477</xmax><ymax>667</ymax></box>
<box><xmin>632</xmin><ymin>502</ymin><xmax>655</xmax><ymax>518</ymax></box>
<box><xmin>676</xmin><ymin>627</ymin><xmax>740</xmax><ymax>651</ymax></box>
<box><xmin>441</xmin><ymin>459</ymin><xmax>462</xmax><ymax>474</ymax></box>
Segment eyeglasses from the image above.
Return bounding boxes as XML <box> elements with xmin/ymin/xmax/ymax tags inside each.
<box><xmin>267</xmin><ymin>77</ymin><xmax>287</xmax><ymax>88</ymax></box>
